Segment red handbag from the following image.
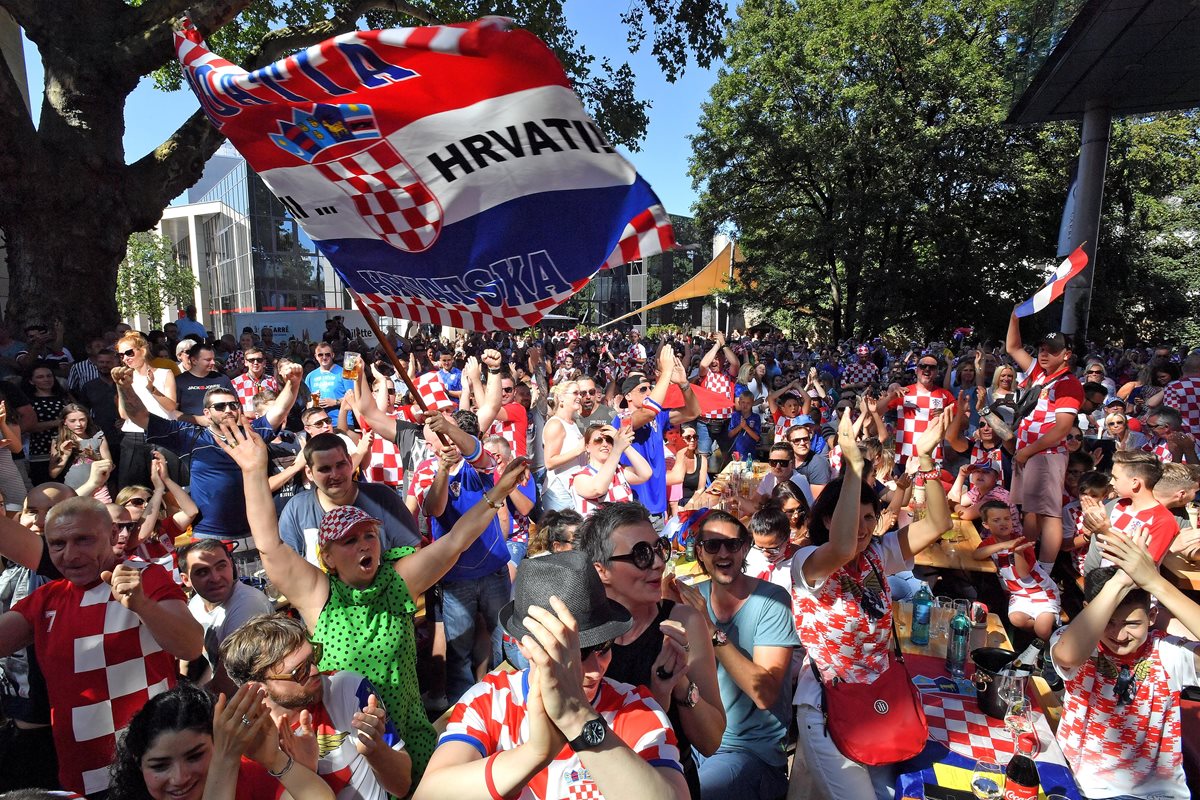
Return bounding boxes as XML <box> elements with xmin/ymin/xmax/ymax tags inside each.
<box><xmin>810</xmin><ymin>562</ymin><xmax>929</xmax><ymax>765</ymax></box>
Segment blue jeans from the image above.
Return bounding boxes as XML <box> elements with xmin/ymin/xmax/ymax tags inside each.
<box><xmin>441</xmin><ymin>568</ymin><xmax>512</xmax><ymax>702</ymax></box>
<box><xmin>506</xmin><ymin>540</ymin><xmax>528</xmax><ymax>566</ymax></box>
<box><xmin>696</xmin><ymin>747</ymin><xmax>788</xmax><ymax>800</ymax></box>
<box><xmin>695</xmin><ymin>420</ymin><xmax>715</xmax><ymax>456</ymax></box>
<box><xmin>887</xmin><ymin>570</ymin><xmax>923</xmax><ymax>600</ymax></box>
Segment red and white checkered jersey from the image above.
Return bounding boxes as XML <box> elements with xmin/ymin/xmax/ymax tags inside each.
<box><xmin>1052</xmin><ymin>630</ymin><xmax>1199</xmax><ymax>800</ymax></box>
<box><xmin>231</xmin><ymin>372</ymin><xmax>279</xmax><ymax>414</ymax></box>
<box><xmin>700</xmin><ymin>369</ymin><xmax>736</xmax><ymax>420</ymax></box>
<box><xmin>840</xmin><ymin>361</ymin><xmax>878</xmax><ymax>386</ymax></box>
<box><xmin>570</xmin><ymin>464</ymin><xmax>636</xmax><ymax>517</ymax></box>
<box><xmin>1162</xmin><ymin>376</ymin><xmax>1200</xmax><ymax>432</ymax></box>
<box><xmin>363</xmin><ymin>420</ymin><xmax>405</xmax><ymax>488</ymax></box>
<box><xmin>888</xmin><ymin>384</ymin><xmax>956</xmax><ymax>463</ymax></box>
<box><xmin>978</xmin><ymin>535</ymin><xmax>1057</xmax><ymax>604</ymax></box>
<box><xmin>1104</xmin><ymin>498</ymin><xmax>1178</xmax><ymax>564</ymax></box>
<box><xmin>772</xmin><ymin>411</ymin><xmax>807</xmax><ymax>444</ymax></box>
<box><xmin>1014</xmin><ymin>366</ymin><xmax>1083</xmax><ymax>456</ymax></box>
<box><xmin>964</xmin><ymin>485</ymin><xmax>1022</xmax><ymax>537</ymax></box>
<box><xmin>13</xmin><ymin>566</ymin><xmax>184</xmax><ymax>795</ymax></box>
<box><xmin>440</xmin><ymin>668</ymin><xmax>682</xmax><ymax>800</ymax></box>
<box><xmin>791</xmin><ymin>535</ymin><xmax>904</xmax><ymax>685</ymax></box>
<box><xmin>1062</xmin><ymin>494</ymin><xmax>1087</xmax><ymax>575</ymax></box>
<box><xmin>488</xmin><ymin>402</ymin><xmax>529</xmax><ymax>458</ymax></box>
<box><xmin>1143</xmin><ymin>435</ymin><xmax>1199</xmax><ymax>465</ymax></box>
<box><xmin>827</xmin><ymin>445</ymin><xmax>842</xmax><ymax>478</ymax></box>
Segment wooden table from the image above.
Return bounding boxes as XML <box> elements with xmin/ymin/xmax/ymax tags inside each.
<box><xmin>893</xmin><ymin>602</ymin><xmax>1060</xmax><ymax>731</ymax></box>
<box><xmin>684</xmin><ymin>461</ymin><xmax>768</xmax><ymax>512</ymax></box>
<box><xmin>1163</xmin><ymin>552</ymin><xmax>1200</xmax><ymax>591</ymax></box>
<box><xmin>913</xmin><ymin>517</ymin><xmax>997</xmax><ymax>574</ymax></box>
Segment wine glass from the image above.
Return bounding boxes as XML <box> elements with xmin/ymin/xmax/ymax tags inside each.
<box><xmin>971</xmin><ymin>759</ymin><xmax>1004</xmax><ymax>800</ymax></box>
<box><xmin>1004</xmin><ymin>700</ymin><xmax>1038</xmax><ymax>747</ymax></box>
<box><xmin>997</xmin><ymin>671</ymin><xmax>1026</xmax><ymax>708</ymax></box>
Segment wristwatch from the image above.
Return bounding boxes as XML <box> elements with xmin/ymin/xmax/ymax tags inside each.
<box><xmin>678</xmin><ymin>680</ymin><xmax>700</xmax><ymax>708</ymax></box>
<box><xmin>568</xmin><ymin>716</ymin><xmax>609</xmax><ymax>751</ymax></box>
<box><xmin>979</xmin><ymin>405</ymin><xmax>993</xmax><ymax>417</ymax></box>
<box><xmin>711</xmin><ymin>629</ymin><xmax>729</xmax><ymax>647</ymax></box>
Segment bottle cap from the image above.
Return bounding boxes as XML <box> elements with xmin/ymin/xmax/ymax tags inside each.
<box><xmin>1017</xmin><ymin>732</ymin><xmax>1038</xmax><ymax>754</ymax></box>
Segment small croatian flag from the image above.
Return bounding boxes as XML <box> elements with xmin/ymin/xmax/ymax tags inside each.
<box><xmin>1013</xmin><ymin>246</ymin><xmax>1088</xmax><ymax>318</ymax></box>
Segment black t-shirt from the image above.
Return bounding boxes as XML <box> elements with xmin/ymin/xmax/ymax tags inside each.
<box><xmin>175</xmin><ymin>371</ymin><xmax>236</xmax><ymax>417</ymax></box>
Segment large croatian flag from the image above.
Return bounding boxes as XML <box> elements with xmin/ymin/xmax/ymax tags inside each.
<box><xmin>1013</xmin><ymin>245</ymin><xmax>1088</xmax><ymax>318</ymax></box>
<box><xmin>174</xmin><ymin>17</ymin><xmax>674</xmax><ymax>330</ymax></box>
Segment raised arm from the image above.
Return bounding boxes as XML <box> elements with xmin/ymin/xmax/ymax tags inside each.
<box><xmin>101</xmin><ymin>563</ymin><xmax>203</xmax><ymax>660</ymax></box>
<box><xmin>800</xmin><ymin>412</ymin><xmax>866</xmax><ymax>587</ymax></box>
<box><xmin>629</xmin><ymin>345</ymin><xmax>676</xmax><ymax>430</ymax></box>
<box><xmin>898</xmin><ymin>413</ymin><xmax>953</xmax><ymax>560</ymax></box>
<box><xmin>397</xmin><ymin>458</ymin><xmax>531</xmax><ymax>597</ymax></box>
<box><xmin>215</xmin><ymin>421</ymin><xmax>328</xmax><ymax>626</ymax></box>
<box><xmin>1005</xmin><ymin>312</ymin><xmax>1034</xmax><ymax>373</ymax></box>
<box><xmin>572</xmin><ymin>426</ymin><xmax>631</xmax><ymax>499</ymax></box>
<box><xmin>476</xmin><ymin>349</ymin><xmax>505</xmax><ymax>430</ymax></box>
<box><xmin>263</xmin><ymin>362</ymin><xmax>302</xmax><ymax>430</ymax></box>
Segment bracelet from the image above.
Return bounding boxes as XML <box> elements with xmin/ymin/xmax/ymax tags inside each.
<box><xmin>267</xmin><ymin>751</ymin><xmax>294</xmax><ymax>778</ymax></box>
<box><xmin>487</xmin><ymin>368</ymin><xmax>502</xmax><ymax>374</ymax></box>
<box><xmin>483</xmin><ymin>491</ymin><xmax>505</xmax><ymax>510</ymax></box>
<box><xmin>484</xmin><ymin>752</ymin><xmax>507</xmax><ymax>800</ymax></box>
<box><xmin>914</xmin><ymin>469</ymin><xmax>941</xmax><ymax>485</ymax></box>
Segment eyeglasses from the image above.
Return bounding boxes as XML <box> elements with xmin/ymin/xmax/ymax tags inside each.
<box><xmin>698</xmin><ymin>537</ymin><xmax>746</xmax><ymax>555</ymax></box>
<box><xmin>246</xmin><ymin>357</ymin><xmax>265</xmax><ymax>363</ymax></box>
<box><xmin>262</xmin><ymin>642</ymin><xmax>323</xmax><ymax>683</ymax></box>
<box><xmin>752</xmin><ymin>542</ymin><xmax>786</xmax><ymax>556</ymax></box>
<box><xmin>207</xmin><ymin>401</ymin><xmax>240</xmax><ymax>413</ymax></box>
<box><xmin>1149</xmin><ymin>422</ymin><xmax>1169</xmax><ymax>430</ymax></box>
<box><xmin>124</xmin><ymin>497</ymin><xmax>148</xmax><ymax>508</ymax></box>
<box><xmin>317</xmin><ymin>352</ymin><xmax>333</xmax><ymax>358</ymax></box>
<box><xmin>917</xmin><ymin>363</ymin><xmax>938</xmax><ymax>371</ymax></box>
<box><xmin>1107</xmin><ymin>420</ymin><xmax>1125</xmax><ymax>427</ymax></box>
<box><xmin>116</xmin><ymin>521</ymin><xmax>140</xmax><ymax>532</ymax></box>
<box><xmin>768</xmin><ymin>458</ymin><xmax>792</xmax><ymax>467</ymax></box>
<box><xmin>608</xmin><ymin>537</ymin><xmax>671</xmax><ymax>570</ymax></box>
<box><xmin>307</xmin><ymin>418</ymin><xmax>332</xmax><ymax>428</ymax></box>
<box><xmin>580</xmin><ymin>639</ymin><xmax>615</xmax><ymax>660</ymax></box>
<box><xmin>120</xmin><ymin>349</ymin><xmax>137</xmax><ymax>358</ymax></box>
<box><xmin>1065</xmin><ymin>434</ymin><xmax>1081</xmax><ymax>441</ymax></box>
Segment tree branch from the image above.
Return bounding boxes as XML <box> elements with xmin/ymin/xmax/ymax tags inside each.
<box><xmin>246</xmin><ymin>0</ymin><xmax>437</xmax><ymax>69</ymax></box>
<box><xmin>123</xmin><ymin>108</ymin><xmax>226</xmax><ymax>230</ymax></box>
<box><xmin>118</xmin><ymin>0</ymin><xmax>256</xmax><ymax>80</ymax></box>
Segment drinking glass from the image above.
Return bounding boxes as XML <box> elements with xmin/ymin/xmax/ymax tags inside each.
<box><xmin>997</xmin><ymin>672</ymin><xmax>1027</xmax><ymax>707</ymax></box>
<box><xmin>933</xmin><ymin>595</ymin><xmax>954</xmax><ymax>639</ymax></box>
<box><xmin>1004</xmin><ymin>700</ymin><xmax>1037</xmax><ymax>746</ymax></box>
<box><xmin>970</xmin><ymin>759</ymin><xmax>1004</xmax><ymax>800</ymax></box>
<box><xmin>896</xmin><ymin>599</ymin><xmax>913</xmax><ymax>637</ymax></box>
<box><xmin>342</xmin><ymin>351</ymin><xmax>360</xmax><ymax>379</ymax></box>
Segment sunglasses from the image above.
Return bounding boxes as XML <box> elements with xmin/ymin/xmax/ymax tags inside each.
<box><xmin>1107</xmin><ymin>420</ymin><xmax>1125</xmax><ymax>426</ymax></box>
<box><xmin>1113</xmin><ymin>663</ymin><xmax>1137</xmax><ymax>707</ymax></box>
<box><xmin>590</xmin><ymin>435</ymin><xmax>614</xmax><ymax>446</ymax></box>
<box><xmin>580</xmin><ymin>639</ymin><xmax>615</xmax><ymax>660</ymax></box>
<box><xmin>768</xmin><ymin>458</ymin><xmax>792</xmax><ymax>467</ymax></box>
<box><xmin>753</xmin><ymin>542</ymin><xmax>787</xmax><ymax>556</ymax></box>
<box><xmin>501</xmin><ymin>386</ymin><xmax>515</xmax><ymax>393</ymax></box>
<box><xmin>698</xmin><ymin>537</ymin><xmax>746</xmax><ymax>555</ymax></box>
<box><xmin>917</xmin><ymin>362</ymin><xmax>938</xmax><ymax>370</ymax></box>
<box><xmin>1086</xmin><ymin>369</ymin><xmax>1104</xmax><ymax>374</ymax></box>
<box><xmin>1065</xmin><ymin>434</ymin><xmax>1081</xmax><ymax>441</ymax></box>
<box><xmin>245</xmin><ymin>357</ymin><xmax>265</xmax><ymax>363</ymax></box>
<box><xmin>580</xmin><ymin>389</ymin><xmax>597</xmax><ymax>395</ymax></box>
<box><xmin>790</xmin><ymin>436</ymin><xmax>812</xmax><ymax>444</ymax></box>
<box><xmin>116</xmin><ymin>521</ymin><xmax>140</xmax><ymax>532</ymax></box>
<box><xmin>120</xmin><ymin>349</ymin><xmax>137</xmax><ymax>358</ymax></box>
<box><xmin>681</xmin><ymin>434</ymin><xmax>697</xmax><ymax>441</ymax></box>
<box><xmin>262</xmin><ymin>642</ymin><xmax>324</xmax><ymax>683</ymax></box>
<box><xmin>207</xmin><ymin>401</ymin><xmax>240</xmax><ymax>413</ymax></box>
<box><xmin>308</xmin><ymin>418</ymin><xmax>332</xmax><ymax>428</ymax></box>
<box><xmin>124</xmin><ymin>497</ymin><xmax>148</xmax><ymax>508</ymax></box>
<box><xmin>609</xmin><ymin>537</ymin><xmax>671</xmax><ymax>570</ymax></box>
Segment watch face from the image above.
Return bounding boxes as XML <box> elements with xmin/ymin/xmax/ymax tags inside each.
<box><xmin>582</xmin><ymin>718</ymin><xmax>606</xmax><ymax>747</ymax></box>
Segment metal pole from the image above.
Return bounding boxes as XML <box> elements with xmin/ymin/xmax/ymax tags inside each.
<box><xmin>1059</xmin><ymin>99</ymin><xmax>1112</xmax><ymax>342</ymax></box>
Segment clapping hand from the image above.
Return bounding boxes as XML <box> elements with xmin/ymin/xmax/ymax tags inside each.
<box><xmin>351</xmin><ymin>694</ymin><xmax>390</xmax><ymax>756</ymax></box>
<box><xmin>1100</xmin><ymin>527</ymin><xmax>1159</xmax><ymax>590</ymax></box>
<box><xmin>837</xmin><ymin>406</ymin><xmax>865</xmax><ymax>472</ymax></box>
<box><xmin>1079</xmin><ymin>495</ymin><xmax>1110</xmax><ymax>534</ymax></box>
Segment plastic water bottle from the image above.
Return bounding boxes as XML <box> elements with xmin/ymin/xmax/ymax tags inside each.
<box><xmin>911</xmin><ymin>583</ymin><xmax>933</xmax><ymax>646</ymax></box>
<box><xmin>946</xmin><ymin>607</ymin><xmax>971</xmax><ymax>676</ymax></box>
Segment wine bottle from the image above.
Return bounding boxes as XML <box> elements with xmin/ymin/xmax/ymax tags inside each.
<box><xmin>1003</xmin><ymin>733</ymin><xmax>1040</xmax><ymax>800</ymax></box>
<box><xmin>911</xmin><ymin>583</ymin><xmax>933</xmax><ymax>646</ymax></box>
<box><xmin>1008</xmin><ymin>641</ymin><xmax>1044</xmax><ymax>675</ymax></box>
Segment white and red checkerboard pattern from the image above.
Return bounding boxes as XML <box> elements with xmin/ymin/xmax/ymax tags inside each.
<box><xmin>702</xmin><ymin>369</ymin><xmax>735</xmax><ymax>420</ymax></box>
<box><xmin>416</xmin><ymin>371</ymin><xmax>456</xmax><ymax>412</ymax></box>
<box><xmin>841</xmin><ymin>360</ymin><xmax>878</xmax><ymax>386</ymax></box>
<box><xmin>571</xmin><ymin>464</ymin><xmax>636</xmax><ymax>517</ymax></box>
<box><xmin>363</xmin><ymin>420</ymin><xmax>405</xmax><ymax>487</ymax></box>
<box><xmin>1162</xmin><ymin>376</ymin><xmax>1200</xmax><ymax>432</ymax></box>
<box><xmin>232</xmin><ymin>372</ymin><xmax>278</xmax><ymax>414</ymax></box>
<box><xmin>892</xmin><ymin>384</ymin><xmax>955</xmax><ymax>463</ymax></box>
<box><xmin>315</xmin><ymin>139</ymin><xmax>443</xmax><ymax>253</ymax></box>
<box><xmin>923</xmin><ymin>692</ymin><xmax>1020</xmax><ymax>762</ymax></box>
<box><xmin>1015</xmin><ymin>366</ymin><xmax>1083</xmax><ymax>455</ymax></box>
<box><xmin>602</xmin><ymin>204</ymin><xmax>676</xmax><ymax>269</ymax></box>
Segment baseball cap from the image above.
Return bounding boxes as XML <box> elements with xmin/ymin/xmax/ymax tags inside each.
<box><xmin>621</xmin><ymin>376</ymin><xmax>650</xmax><ymax>395</ymax></box>
<box><xmin>1040</xmin><ymin>332</ymin><xmax>1073</xmax><ymax>353</ymax></box>
<box><xmin>1104</xmin><ymin>396</ymin><xmax>1127</xmax><ymax>408</ymax></box>
<box><xmin>970</xmin><ymin>460</ymin><xmax>998</xmax><ymax>473</ymax></box>
<box><xmin>318</xmin><ymin>506</ymin><xmax>380</xmax><ymax>546</ymax></box>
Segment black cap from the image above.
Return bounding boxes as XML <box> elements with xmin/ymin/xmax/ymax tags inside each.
<box><xmin>499</xmin><ymin>551</ymin><xmax>633</xmax><ymax>649</ymax></box>
<box><xmin>620</xmin><ymin>375</ymin><xmax>649</xmax><ymax>395</ymax></box>
<box><xmin>1041</xmin><ymin>332</ymin><xmax>1073</xmax><ymax>353</ymax></box>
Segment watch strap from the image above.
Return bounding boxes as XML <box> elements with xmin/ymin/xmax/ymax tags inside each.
<box><xmin>568</xmin><ymin>716</ymin><xmax>608</xmax><ymax>751</ymax></box>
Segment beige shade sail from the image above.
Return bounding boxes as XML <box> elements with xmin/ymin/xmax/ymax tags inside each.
<box><xmin>599</xmin><ymin>242</ymin><xmax>740</xmax><ymax>328</ymax></box>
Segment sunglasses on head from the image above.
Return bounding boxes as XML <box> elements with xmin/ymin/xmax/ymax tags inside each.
<box><xmin>768</xmin><ymin>458</ymin><xmax>792</xmax><ymax>467</ymax></box>
<box><xmin>261</xmin><ymin>642</ymin><xmax>324</xmax><ymax>683</ymax></box>
<box><xmin>207</xmin><ymin>401</ymin><xmax>240</xmax><ymax>413</ymax></box>
<box><xmin>124</xmin><ymin>497</ymin><xmax>148</xmax><ymax>507</ymax></box>
<box><xmin>608</xmin><ymin>536</ymin><xmax>671</xmax><ymax>570</ymax></box>
<box><xmin>698</xmin><ymin>537</ymin><xmax>746</xmax><ymax>555</ymax></box>
<box><xmin>580</xmin><ymin>639</ymin><xmax>615</xmax><ymax>660</ymax></box>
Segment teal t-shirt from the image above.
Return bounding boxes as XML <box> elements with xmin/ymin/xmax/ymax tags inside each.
<box><xmin>699</xmin><ymin>579</ymin><xmax>799</xmax><ymax>766</ymax></box>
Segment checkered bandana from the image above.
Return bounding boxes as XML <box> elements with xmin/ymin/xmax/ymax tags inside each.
<box><xmin>318</xmin><ymin>505</ymin><xmax>381</xmax><ymax>545</ymax></box>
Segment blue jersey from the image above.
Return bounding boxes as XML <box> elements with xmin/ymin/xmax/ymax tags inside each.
<box><xmin>618</xmin><ymin>406</ymin><xmax>669</xmax><ymax>515</ymax></box>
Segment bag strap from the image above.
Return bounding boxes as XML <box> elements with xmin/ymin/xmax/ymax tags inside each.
<box><xmin>863</xmin><ymin>549</ymin><xmax>904</xmax><ymax>663</ymax></box>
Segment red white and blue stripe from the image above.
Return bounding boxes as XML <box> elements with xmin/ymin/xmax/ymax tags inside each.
<box><xmin>174</xmin><ymin>17</ymin><xmax>674</xmax><ymax>331</ymax></box>
<box><xmin>1013</xmin><ymin>246</ymin><xmax>1089</xmax><ymax>318</ymax></box>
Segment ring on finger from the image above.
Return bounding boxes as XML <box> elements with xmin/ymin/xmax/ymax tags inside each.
<box><xmin>241</xmin><ymin>715</ymin><xmax>253</xmax><ymax>727</ymax></box>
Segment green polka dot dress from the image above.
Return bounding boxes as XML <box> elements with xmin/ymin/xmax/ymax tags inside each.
<box><xmin>314</xmin><ymin>546</ymin><xmax>436</xmax><ymax>781</ymax></box>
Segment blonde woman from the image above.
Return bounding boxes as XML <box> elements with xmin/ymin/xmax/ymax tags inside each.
<box><xmin>115</xmin><ymin>332</ymin><xmax>178</xmax><ymax>487</ymax></box>
<box><xmin>1104</xmin><ymin>412</ymin><xmax>1148</xmax><ymax>451</ymax></box>
<box><xmin>542</xmin><ymin>380</ymin><xmax>587</xmax><ymax>511</ymax></box>
<box><xmin>983</xmin><ymin>360</ymin><xmax>1019</xmax><ymax>427</ymax></box>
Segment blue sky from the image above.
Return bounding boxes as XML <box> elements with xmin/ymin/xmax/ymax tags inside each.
<box><xmin>17</xmin><ymin>1</ymin><xmax>720</xmax><ymax>216</ymax></box>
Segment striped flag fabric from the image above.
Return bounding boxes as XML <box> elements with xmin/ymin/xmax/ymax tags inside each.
<box><xmin>174</xmin><ymin>17</ymin><xmax>674</xmax><ymax>331</ymax></box>
<box><xmin>1013</xmin><ymin>245</ymin><xmax>1089</xmax><ymax>318</ymax></box>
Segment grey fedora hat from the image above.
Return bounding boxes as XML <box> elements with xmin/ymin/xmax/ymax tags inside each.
<box><xmin>499</xmin><ymin>551</ymin><xmax>633</xmax><ymax>649</ymax></box>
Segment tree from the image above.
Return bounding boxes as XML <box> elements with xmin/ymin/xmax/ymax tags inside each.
<box><xmin>116</xmin><ymin>230</ymin><xmax>197</xmax><ymax>323</ymax></box>
<box><xmin>690</xmin><ymin>0</ymin><xmax>1200</xmax><ymax>344</ymax></box>
<box><xmin>0</xmin><ymin>0</ymin><xmax>728</xmax><ymax>348</ymax></box>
